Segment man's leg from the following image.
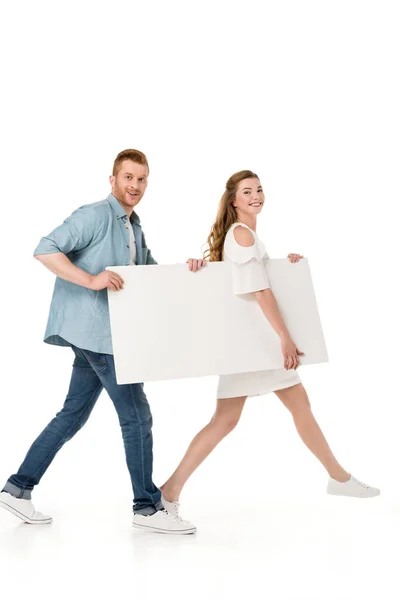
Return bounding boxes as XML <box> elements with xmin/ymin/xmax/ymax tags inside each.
<box><xmin>2</xmin><ymin>346</ymin><xmax>103</xmax><ymax>499</ymax></box>
<box><xmin>77</xmin><ymin>349</ymin><xmax>161</xmax><ymax>515</ymax></box>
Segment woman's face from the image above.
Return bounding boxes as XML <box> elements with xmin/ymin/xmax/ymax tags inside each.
<box><xmin>233</xmin><ymin>177</ymin><xmax>264</xmax><ymax>217</ymax></box>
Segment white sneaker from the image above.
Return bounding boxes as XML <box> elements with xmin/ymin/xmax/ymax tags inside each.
<box><xmin>132</xmin><ymin>509</ymin><xmax>196</xmax><ymax>535</ymax></box>
<box><xmin>327</xmin><ymin>475</ymin><xmax>380</xmax><ymax>498</ymax></box>
<box><xmin>161</xmin><ymin>494</ymin><xmax>181</xmax><ymax>519</ymax></box>
<box><xmin>0</xmin><ymin>491</ymin><xmax>52</xmax><ymax>524</ymax></box>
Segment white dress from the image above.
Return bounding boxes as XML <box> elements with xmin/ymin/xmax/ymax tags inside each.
<box><xmin>216</xmin><ymin>222</ymin><xmax>301</xmax><ymax>399</ymax></box>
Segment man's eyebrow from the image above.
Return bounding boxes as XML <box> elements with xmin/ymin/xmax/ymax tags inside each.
<box><xmin>124</xmin><ymin>172</ymin><xmax>146</xmax><ymax>177</ymax></box>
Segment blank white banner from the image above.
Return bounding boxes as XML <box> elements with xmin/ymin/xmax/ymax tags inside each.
<box><xmin>107</xmin><ymin>259</ymin><xmax>328</xmax><ymax>385</ymax></box>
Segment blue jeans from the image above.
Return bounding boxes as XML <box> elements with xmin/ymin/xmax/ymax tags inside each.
<box><xmin>2</xmin><ymin>346</ymin><xmax>162</xmax><ymax>515</ymax></box>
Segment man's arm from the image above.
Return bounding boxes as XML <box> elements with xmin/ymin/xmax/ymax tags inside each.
<box><xmin>34</xmin><ymin>209</ymin><xmax>124</xmax><ymax>291</ymax></box>
<box><xmin>35</xmin><ymin>253</ymin><xmax>95</xmax><ymax>287</ymax></box>
<box><xmin>35</xmin><ymin>252</ymin><xmax>124</xmax><ymax>292</ymax></box>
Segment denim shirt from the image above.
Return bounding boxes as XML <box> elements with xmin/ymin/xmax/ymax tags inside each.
<box><xmin>34</xmin><ymin>193</ymin><xmax>157</xmax><ymax>355</ymax></box>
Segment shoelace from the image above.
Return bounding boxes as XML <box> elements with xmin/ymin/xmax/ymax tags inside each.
<box><xmin>162</xmin><ymin>509</ymin><xmax>184</xmax><ymax>523</ymax></box>
<box><xmin>166</xmin><ymin>502</ymin><xmax>180</xmax><ymax>519</ymax></box>
<box><xmin>353</xmin><ymin>477</ymin><xmax>371</xmax><ymax>489</ymax></box>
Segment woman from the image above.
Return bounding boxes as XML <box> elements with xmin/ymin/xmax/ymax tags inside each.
<box><xmin>161</xmin><ymin>170</ymin><xmax>379</xmax><ymax>517</ymax></box>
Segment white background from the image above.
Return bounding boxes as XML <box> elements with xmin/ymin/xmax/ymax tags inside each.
<box><xmin>0</xmin><ymin>1</ymin><xmax>399</xmax><ymax>599</ymax></box>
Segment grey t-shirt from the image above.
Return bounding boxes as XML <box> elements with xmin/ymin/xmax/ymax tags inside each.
<box><xmin>127</xmin><ymin>219</ymin><xmax>137</xmax><ymax>265</ymax></box>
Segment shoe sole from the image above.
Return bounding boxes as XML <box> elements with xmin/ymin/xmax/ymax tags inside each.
<box><xmin>327</xmin><ymin>490</ymin><xmax>380</xmax><ymax>498</ymax></box>
<box><xmin>0</xmin><ymin>500</ymin><xmax>52</xmax><ymax>524</ymax></box>
<box><xmin>132</xmin><ymin>522</ymin><xmax>196</xmax><ymax>535</ymax></box>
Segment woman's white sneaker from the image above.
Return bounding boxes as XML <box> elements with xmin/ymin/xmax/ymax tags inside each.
<box><xmin>161</xmin><ymin>494</ymin><xmax>181</xmax><ymax>519</ymax></box>
<box><xmin>327</xmin><ymin>475</ymin><xmax>380</xmax><ymax>498</ymax></box>
<box><xmin>0</xmin><ymin>491</ymin><xmax>52</xmax><ymax>524</ymax></box>
<box><xmin>132</xmin><ymin>509</ymin><xmax>196</xmax><ymax>534</ymax></box>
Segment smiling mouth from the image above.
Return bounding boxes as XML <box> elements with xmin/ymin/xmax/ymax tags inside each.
<box><xmin>249</xmin><ymin>202</ymin><xmax>263</xmax><ymax>206</ymax></box>
<box><xmin>127</xmin><ymin>191</ymin><xmax>139</xmax><ymax>197</ymax></box>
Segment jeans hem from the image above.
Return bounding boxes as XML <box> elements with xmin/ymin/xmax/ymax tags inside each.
<box><xmin>2</xmin><ymin>481</ymin><xmax>32</xmax><ymax>500</ymax></box>
<box><xmin>133</xmin><ymin>500</ymin><xmax>164</xmax><ymax>516</ymax></box>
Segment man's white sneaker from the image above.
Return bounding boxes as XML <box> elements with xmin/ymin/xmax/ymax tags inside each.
<box><xmin>161</xmin><ymin>494</ymin><xmax>181</xmax><ymax>519</ymax></box>
<box><xmin>132</xmin><ymin>509</ymin><xmax>196</xmax><ymax>534</ymax></box>
<box><xmin>327</xmin><ymin>475</ymin><xmax>380</xmax><ymax>498</ymax></box>
<box><xmin>0</xmin><ymin>491</ymin><xmax>52</xmax><ymax>524</ymax></box>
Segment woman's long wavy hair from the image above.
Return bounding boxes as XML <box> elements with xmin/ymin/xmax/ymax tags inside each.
<box><xmin>203</xmin><ymin>170</ymin><xmax>259</xmax><ymax>262</ymax></box>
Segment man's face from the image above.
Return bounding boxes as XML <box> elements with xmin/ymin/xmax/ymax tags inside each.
<box><xmin>110</xmin><ymin>160</ymin><xmax>148</xmax><ymax>214</ymax></box>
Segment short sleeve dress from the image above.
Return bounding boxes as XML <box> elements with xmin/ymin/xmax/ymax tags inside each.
<box><xmin>216</xmin><ymin>222</ymin><xmax>301</xmax><ymax>399</ymax></box>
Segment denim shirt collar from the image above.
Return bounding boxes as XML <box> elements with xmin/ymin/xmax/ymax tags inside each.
<box><xmin>106</xmin><ymin>193</ymin><xmax>141</xmax><ymax>225</ymax></box>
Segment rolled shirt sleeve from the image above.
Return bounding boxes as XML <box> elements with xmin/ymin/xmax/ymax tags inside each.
<box><xmin>34</xmin><ymin>207</ymin><xmax>98</xmax><ymax>256</ymax></box>
<box><xmin>224</xmin><ymin>227</ymin><xmax>270</xmax><ymax>295</ymax></box>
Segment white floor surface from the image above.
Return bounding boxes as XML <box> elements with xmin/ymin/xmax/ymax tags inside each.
<box><xmin>1</xmin><ymin>495</ymin><xmax>397</xmax><ymax>600</ymax></box>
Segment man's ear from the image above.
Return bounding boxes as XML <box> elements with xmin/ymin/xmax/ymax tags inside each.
<box><xmin>109</xmin><ymin>175</ymin><xmax>115</xmax><ymax>186</ymax></box>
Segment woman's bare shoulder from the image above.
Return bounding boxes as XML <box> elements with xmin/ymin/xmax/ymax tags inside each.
<box><xmin>232</xmin><ymin>225</ymin><xmax>255</xmax><ymax>247</ymax></box>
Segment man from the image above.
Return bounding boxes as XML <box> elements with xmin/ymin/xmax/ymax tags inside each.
<box><xmin>0</xmin><ymin>149</ymin><xmax>205</xmax><ymax>534</ymax></box>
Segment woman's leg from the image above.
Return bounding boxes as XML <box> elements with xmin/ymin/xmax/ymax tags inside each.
<box><xmin>274</xmin><ymin>383</ymin><xmax>350</xmax><ymax>481</ymax></box>
<box><xmin>161</xmin><ymin>396</ymin><xmax>247</xmax><ymax>501</ymax></box>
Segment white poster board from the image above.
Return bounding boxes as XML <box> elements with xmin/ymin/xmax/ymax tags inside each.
<box><xmin>107</xmin><ymin>259</ymin><xmax>328</xmax><ymax>385</ymax></box>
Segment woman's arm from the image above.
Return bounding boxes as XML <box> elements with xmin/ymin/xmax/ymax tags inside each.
<box><xmin>254</xmin><ymin>288</ymin><xmax>290</xmax><ymax>338</ymax></box>
<box><xmin>254</xmin><ymin>288</ymin><xmax>303</xmax><ymax>370</ymax></box>
<box><xmin>231</xmin><ymin>226</ymin><xmax>303</xmax><ymax>369</ymax></box>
